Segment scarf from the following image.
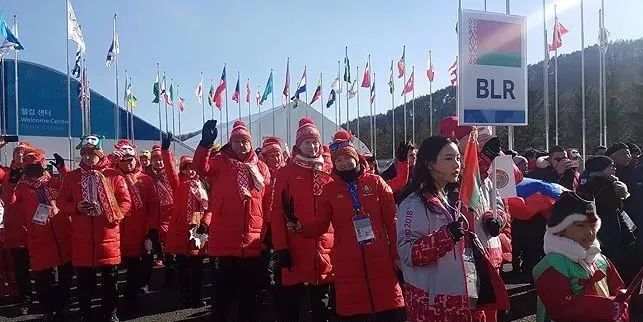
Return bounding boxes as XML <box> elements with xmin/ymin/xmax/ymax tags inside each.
<box><xmin>23</xmin><ymin>174</ymin><xmax>59</xmax><ymax>214</ymax></box>
<box><xmin>224</xmin><ymin>146</ymin><xmax>265</xmax><ymax>198</ymax></box>
<box><xmin>181</xmin><ymin>172</ymin><xmax>209</xmax><ymax>222</ymax></box>
<box><xmin>149</xmin><ymin>168</ymin><xmax>174</xmax><ymax>206</ymax></box>
<box><xmin>115</xmin><ymin>167</ymin><xmax>143</xmax><ymax>211</ymax></box>
<box><xmin>293</xmin><ymin>154</ymin><xmax>330</xmax><ymax>196</ymax></box>
<box><xmin>79</xmin><ymin>161</ymin><xmax>124</xmax><ymax>223</ymax></box>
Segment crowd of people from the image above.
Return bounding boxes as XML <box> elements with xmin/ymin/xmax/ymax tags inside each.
<box><xmin>0</xmin><ymin>115</ymin><xmax>640</xmax><ymax>322</ymax></box>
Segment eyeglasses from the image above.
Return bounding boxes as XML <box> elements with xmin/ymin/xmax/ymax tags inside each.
<box><xmin>329</xmin><ymin>140</ymin><xmax>353</xmax><ymax>152</ymax></box>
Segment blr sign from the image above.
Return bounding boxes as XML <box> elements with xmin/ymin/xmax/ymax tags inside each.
<box><xmin>458</xmin><ymin>10</ymin><xmax>528</xmax><ymax>126</ymax></box>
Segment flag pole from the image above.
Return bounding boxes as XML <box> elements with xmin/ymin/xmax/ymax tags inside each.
<box><xmin>80</xmin><ymin>60</ymin><xmax>85</xmax><ymax>136</ymax></box>
<box><xmin>412</xmin><ymin>66</ymin><xmax>416</xmax><ymax>144</ymax></box>
<box><xmin>65</xmin><ymin>2</ymin><xmax>73</xmax><ymax>167</ymax></box>
<box><xmin>271</xmin><ymin>69</ymin><xmax>276</xmax><ymax>137</ymax></box>
<box><xmin>224</xmin><ymin>63</ymin><xmax>229</xmax><ymax>142</ymax></box>
<box><xmin>171</xmin><ymin>79</ymin><xmax>176</xmax><ymax>135</ymax></box>
<box><xmin>390</xmin><ymin>60</ymin><xmax>396</xmax><ymax>159</ymax></box>
<box><xmin>163</xmin><ymin>72</ymin><xmax>169</xmax><ymax>133</ymax></box>
<box><xmin>13</xmin><ymin>15</ymin><xmax>19</xmax><ymax>139</ymax></box>
<box><xmin>177</xmin><ymin>84</ymin><xmax>181</xmax><ymax>136</ymax></box>
<box><xmin>124</xmin><ymin>69</ymin><xmax>129</xmax><ymax>139</ymax></box>
<box><xmin>506</xmin><ymin>0</ymin><xmax>515</xmax><ymax>151</ymax></box>
<box><xmin>337</xmin><ymin>60</ymin><xmax>341</xmax><ymax>132</ymax></box>
<box><xmin>237</xmin><ymin>71</ymin><xmax>241</xmax><ymax>121</ymax></box>
<box><xmin>1</xmin><ymin>58</ymin><xmax>6</xmax><ymax>137</ymax></box>
<box><xmin>542</xmin><ymin>0</ymin><xmax>550</xmax><ymax>151</ymax></box>
<box><xmin>601</xmin><ymin>1</ymin><xmax>607</xmax><ymax>144</ymax></box>
<box><xmin>320</xmin><ymin>73</ymin><xmax>324</xmax><ymax>141</ymax></box>
<box><xmin>257</xmin><ymin>85</ymin><xmax>262</xmax><ymax>141</ymax></box>
<box><xmin>305</xmin><ymin>66</ymin><xmax>309</xmax><ymax>117</ymax></box>
<box><xmin>598</xmin><ymin>9</ymin><xmax>603</xmax><ymax>146</ymax></box>
<box><xmin>201</xmin><ymin>72</ymin><xmax>205</xmax><ymax>124</ymax></box>
<box><xmin>130</xmin><ymin>77</ymin><xmax>135</xmax><ymax>144</ymax></box>
<box><xmin>402</xmin><ymin>45</ymin><xmax>407</xmax><ymax>142</ymax></box>
<box><xmin>554</xmin><ymin>5</ymin><xmax>560</xmax><ymax>146</ymax></box>
<box><xmin>345</xmin><ymin>47</ymin><xmax>350</xmax><ymax>134</ymax></box>
<box><xmin>580</xmin><ymin>0</ymin><xmax>586</xmax><ymax>160</ymax></box>
<box><xmin>286</xmin><ymin>58</ymin><xmax>291</xmax><ymax>148</ymax></box>
<box><xmin>113</xmin><ymin>14</ymin><xmax>120</xmax><ymax>141</ymax></box>
<box><xmin>248</xmin><ymin>78</ymin><xmax>252</xmax><ymax>135</ymax></box>
<box><xmin>356</xmin><ymin>65</ymin><xmax>361</xmax><ymax>149</ymax></box>
<box><xmin>372</xmin><ymin>72</ymin><xmax>377</xmax><ymax>157</ymax></box>
<box><xmin>156</xmin><ymin>64</ymin><xmax>162</xmax><ymax>141</ymax></box>
<box><xmin>429</xmin><ymin>50</ymin><xmax>434</xmax><ymax>135</ymax></box>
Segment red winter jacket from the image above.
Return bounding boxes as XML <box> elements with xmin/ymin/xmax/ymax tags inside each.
<box><xmin>119</xmin><ymin>171</ymin><xmax>159</xmax><ymax>258</ymax></box>
<box><xmin>57</xmin><ymin>167</ymin><xmax>131</xmax><ymax>267</ymax></box>
<box><xmin>2</xmin><ymin>173</ymin><xmax>72</xmax><ymax>271</ymax></box>
<box><xmin>271</xmin><ymin>161</ymin><xmax>334</xmax><ymax>286</ymax></box>
<box><xmin>193</xmin><ymin>145</ymin><xmax>271</xmax><ymax>258</ymax></box>
<box><xmin>386</xmin><ymin>160</ymin><xmax>410</xmax><ymax>194</ymax></box>
<box><xmin>145</xmin><ymin>151</ymin><xmax>179</xmax><ymax>243</ymax></box>
<box><xmin>305</xmin><ymin>168</ymin><xmax>404</xmax><ymax>316</ymax></box>
<box><xmin>0</xmin><ymin>164</ymin><xmax>27</xmax><ymax>248</ymax></box>
<box><xmin>165</xmin><ymin>159</ymin><xmax>211</xmax><ymax>256</ymax></box>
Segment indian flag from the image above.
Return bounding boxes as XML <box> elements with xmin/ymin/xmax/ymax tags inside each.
<box><xmin>469</xmin><ymin>19</ymin><xmax>522</xmax><ymax>68</ymax></box>
<box><xmin>460</xmin><ymin>128</ymin><xmax>482</xmax><ymax>212</ymax></box>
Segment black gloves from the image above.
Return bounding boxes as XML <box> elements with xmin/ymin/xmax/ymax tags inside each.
<box><xmin>396</xmin><ymin>141</ymin><xmax>411</xmax><ymax>162</ymax></box>
<box><xmin>49</xmin><ymin>153</ymin><xmax>65</xmax><ymax>170</ymax></box>
<box><xmin>8</xmin><ymin>168</ymin><xmax>22</xmax><ymax>184</ymax></box>
<box><xmin>275</xmin><ymin>249</ymin><xmax>292</xmax><ymax>270</ymax></box>
<box><xmin>199</xmin><ymin>120</ymin><xmax>218</xmax><ymax>148</ymax></box>
<box><xmin>483</xmin><ymin>217</ymin><xmax>502</xmax><ymax>237</ymax></box>
<box><xmin>482</xmin><ymin>137</ymin><xmax>502</xmax><ymax>161</ymax></box>
<box><xmin>281</xmin><ymin>190</ymin><xmax>296</xmax><ymax>222</ymax></box>
<box><xmin>161</xmin><ymin>133</ymin><xmax>173</xmax><ymax>151</ymax></box>
<box><xmin>446</xmin><ymin>218</ymin><xmax>465</xmax><ymax>242</ymax></box>
<box><xmin>196</xmin><ymin>222</ymin><xmax>208</xmax><ymax>235</ymax></box>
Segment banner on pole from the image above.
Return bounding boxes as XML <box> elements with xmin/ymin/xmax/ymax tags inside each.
<box><xmin>491</xmin><ymin>154</ymin><xmax>517</xmax><ymax>198</ymax></box>
<box><xmin>458</xmin><ymin>9</ymin><xmax>527</xmax><ymax>126</ymax></box>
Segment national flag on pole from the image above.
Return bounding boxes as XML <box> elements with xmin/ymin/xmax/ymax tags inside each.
<box><xmin>448</xmin><ymin>57</ymin><xmax>458</xmax><ymax>86</ymax></box>
<box><xmin>245</xmin><ymin>81</ymin><xmax>251</xmax><ymax>103</ymax></box>
<box><xmin>232</xmin><ymin>77</ymin><xmax>241</xmax><ymax>103</ymax></box>
<box><xmin>331</xmin><ymin>76</ymin><xmax>342</xmax><ymax>94</ymax></box>
<box><xmin>599</xmin><ymin>25</ymin><xmax>610</xmax><ymax>53</ymax></box>
<box><xmin>78</xmin><ymin>65</ymin><xmax>88</xmax><ymax>109</ymax></box>
<box><xmin>348</xmin><ymin>77</ymin><xmax>358</xmax><ymax>99</ymax></box>
<box><xmin>0</xmin><ymin>10</ymin><xmax>23</xmax><ymax>53</ymax></box>
<box><xmin>164</xmin><ymin>82</ymin><xmax>174</xmax><ymax>106</ymax></box>
<box><xmin>397</xmin><ymin>47</ymin><xmax>405</xmax><ymax>78</ymax></box>
<box><xmin>370</xmin><ymin>80</ymin><xmax>376</xmax><ymax>104</ymax></box>
<box><xmin>260</xmin><ymin>71</ymin><xmax>273</xmax><ymax>105</ymax></box>
<box><xmin>105</xmin><ymin>14</ymin><xmax>119</xmax><ymax>69</ymax></box>
<box><xmin>208</xmin><ymin>81</ymin><xmax>215</xmax><ymax>107</ymax></box>
<box><xmin>195</xmin><ymin>79</ymin><xmax>203</xmax><ymax>104</ymax></box>
<box><xmin>178</xmin><ymin>97</ymin><xmax>185</xmax><ymax>112</ymax></box>
<box><xmin>256</xmin><ymin>90</ymin><xmax>261</xmax><ymax>105</ymax></box>
<box><xmin>152</xmin><ymin>74</ymin><xmax>160</xmax><ymax>103</ymax></box>
<box><xmin>460</xmin><ymin>128</ymin><xmax>483</xmax><ymax>213</ymax></box>
<box><xmin>67</xmin><ymin>0</ymin><xmax>85</xmax><ymax>54</ymax></box>
<box><xmin>361</xmin><ymin>57</ymin><xmax>371</xmax><ymax>88</ymax></box>
<box><xmin>491</xmin><ymin>154</ymin><xmax>517</xmax><ymax>198</ymax></box>
<box><xmin>548</xmin><ymin>18</ymin><xmax>569</xmax><ymax>51</ymax></box>
<box><xmin>326</xmin><ymin>89</ymin><xmax>336</xmax><ymax>109</ymax></box>
<box><xmin>344</xmin><ymin>54</ymin><xmax>351</xmax><ymax>83</ymax></box>
<box><xmin>401</xmin><ymin>70</ymin><xmax>414</xmax><ymax>95</ymax></box>
<box><xmin>71</xmin><ymin>46</ymin><xmax>82</xmax><ymax>78</ymax></box>
<box><xmin>292</xmin><ymin>68</ymin><xmax>307</xmax><ymax>101</ymax></box>
<box><xmin>427</xmin><ymin>59</ymin><xmax>435</xmax><ymax>82</ymax></box>
<box><xmin>281</xmin><ymin>61</ymin><xmax>290</xmax><ymax>107</ymax></box>
<box><xmin>310</xmin><ymin>76</ymin><xmax>322</xmax><ymax>105</ymax></box>
<box><xmin>388</xmin><ymin>61</ymin><xmax>395</xmax><ymax>94</ymax></box>
<box><xmin>214</xmin><ymin>66</ymin><xmax>226</xmax><ymax>109</ymax></box>
<box><xmin>126</xmin><ymin>82</ymin><xmax>137</xmax><ymax>108</ymax></box>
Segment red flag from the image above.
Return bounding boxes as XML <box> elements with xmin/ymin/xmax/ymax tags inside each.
<box><xmin>448</xmin><ymin>57</ymin><xmax>458</xmax><ymax>86</ymax></box>
<box><xmin>361</xmin><ymin>57</ymin><xmax>371</xmax><ymax>88</ymax></box>
<box><xmin>231</xmin><ymin>77</ymin><xmax>240</xmax><ymax>103</ymax></box>
<box><xmin>427</xmin><ymin>60</ymin><xmax>435</xmax><ymax>82</ymax></box>
<box><xmin>214</xmin><ymin>66</ymin><xmax>226</xmax><ymax>109</ymax></box>
<box><xmin>401</xmin><ymin>70</ymin><xmax>414</xmax><ymax>95</ymax></box>
<box><xmin>397</xmin><ymin>47</ymin><xmax>405</xmax><ymax>78</ymax></box>
<box><xmin>245</xmin><ymin>82</ymin><xmax>251</xmax><ymax>103</ymax></box>
<box><xmin>178</xmin><ymin>97</ymin><xmax>185</xmax><ymax>112</ymax></box>
<box><xmin>548</xmin><ymin>18</ymin><xmax>569</xmax><ymax>51</ymax></box>
<box><xmin>460</xmin><ymin>128</ymin><xmax>482</xmax><ymax>210</ymax></box>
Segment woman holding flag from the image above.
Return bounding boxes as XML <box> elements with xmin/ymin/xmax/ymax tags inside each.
<box><xmin>396</xmin><ymin>134</ymin><xmax>508</xmax><ymax>322</ymax></box>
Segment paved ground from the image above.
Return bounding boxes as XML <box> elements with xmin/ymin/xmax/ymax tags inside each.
<box><xmin>0</xmin><ymin>264</ymin><xmax>543</xmax><ymax>322</ymax></box>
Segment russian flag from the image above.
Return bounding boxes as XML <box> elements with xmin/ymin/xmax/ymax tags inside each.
<box><xmin>506</xmin><ymin>177</ymin><xmax>567</xmax><ymax>220</ymax></box>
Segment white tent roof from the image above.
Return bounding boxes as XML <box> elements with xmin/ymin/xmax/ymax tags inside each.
<box><xmin>183</xmin><ymin>102</ymin><xmax>371</xmax><ymax>153</ymax></box>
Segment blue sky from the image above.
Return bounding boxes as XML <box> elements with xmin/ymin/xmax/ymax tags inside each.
<box><xmin>3</xmin><ymin>0</ymin><xmax>643</xmax><ymax>134</ymax></box>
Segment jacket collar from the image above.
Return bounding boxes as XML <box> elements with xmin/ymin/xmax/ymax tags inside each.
<box><xmin>544</xmin><ymin>230</ymin><xmax>601</xmax><ymax>267</ymax></box>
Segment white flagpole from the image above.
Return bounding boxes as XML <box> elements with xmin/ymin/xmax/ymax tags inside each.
<box><xmin>320</xmin><ymin>73</ymin><xmax>324</xmax><ymax>141</ymax></box>
<box><xmin>372</xmin><ymin>73</ymin><xmax>377</xmax><ymax>157</ymax></box>
<box><xmin>177</xmin><ymin>84</ymin><xmax>181</xmax><ymax>136</ymax></box>
<box><xmin>130</xmin><ymin>77</ymin><xmax>135</xmax><ymax>144</ymax></box>
<box><xmin>402</xmin><ymin>45</ymin><xmax>407</xmax><ymax>142</ymax></box>
<box><xmin>370</xmin><ymin>65</ymin><xmax>374</xmax><ymax>152</ymax></box>
<box><xmin>171</xmin><ymin>79</ymin><xmax>176</xmax><ymax>135</ymax></box>
<box><xmin>542</xmin><ymin>0</ymin><xmax>550</xmax><ymax>151</ymax></box>
<box><xmin>163</xmin><ymin>72</ymin><xmax>169</xmax><ymax>133</ymax></box>
<box><xmin>156</xmin><ymin>64</ymin><xmax>162</xmax><ymax>141</ymax></box>
<box><xmin>1</xmin><ymin>58</ymin><xmax>5</xmax><ymax>137</ymax></box>
<box><xmin>13</xmin><ymin>15</ymin><xmax>19</xmax><ymax>139</ymax></box>
<box><xmin>356</xmin><ymin>65</ymin><xmax>361</xmax><ymax>147</ymax></box>
<box><xmin>598</xmin><ymin>9</ymin><xmax>603</xmax><ymax>146</ymax></box>
<box><xmin>237</xmin><ymin>71</ymin><xmax>241</xmax><ymax>121</ymax></box>
<box><xmin>65</xmin><ymin>2</ymin><xmax>73</xmax><ymax>167</ymax></box>
<box><xmin>248</xmin><ymin>78</ymin><xmax>252</xmax><ymax>135</ymax></box>
<box><xmin>581</xmin><ymin>0</ymin><xmax>586</xmax><ymax>160</ymax></box>
<box><xmin>257</xmin><ymin>85</ymin><xmax>262</xmax><ymax>141</ymax></box>
<box><xmin>601</xmin><ymin>1</ymin><xmax>607</xmax><ymax>144</ymax></box>
<box><xmin>113</xmin><ymin>14</ymin><xmax>120</xmax><ymax>141</ymax></box>
<box><xmin>337</xmin><ymin>60</ymin><xmax>341</xmax><ymax>132</ymax></box>
<box><xmin>124</xmin><ymin>69</ymin><xmax>129</xmax><ymax>139</ymax></box>
<box><xmin>429</xmin><ymin>50</ymin><xmax>434</xmax><ymax>136</ymax></box>
<box><xmin>554</xmin><ymin>6</ymin><xmax>560</xmax><ymax>146</ymax></box>
<box><xmin>390</xmin><ymin>60</ymin><xmax>396</xmax><ymax>159</ymax></box>
<box><xmin>271</xmin><ymin>70</ymin><xmax>276</xmax><ymax>137</ymax></box>
<box><xmin>412</xmin><ymin>66</ymin><xmax>416</xmax><ymax>144</ymax></box>
<box><xmin>345</xmin><ymin>48</ymin><xmax>350</xmax><ymax>134</ymax></box>
<box><xmin>506</xmin><ymin>0</ymin><xmax>515</xmax><ymax>150</ymax></box>
<box><xmin>224</xmin><ymin>63</ymin><xmax>229</xmax><ymax>142</ymax></box>
<box><xmin>286</xmin><ymin>58</ymin><xmax>291</xmax><ymax>148</ymax></box>
<box><xmin>305</xmin><ymin>66</ymin><xmax>309</xmax><ymax>118</ymax></box>
<box><xmin>201</xmin><ymin>72</ymin><xmax>205</xmax><ymax>124</ymax></box>
<box><xmin>80</xmin><ymin>60</ymin><xmax>85</xmax><ymax>136</ymax></box>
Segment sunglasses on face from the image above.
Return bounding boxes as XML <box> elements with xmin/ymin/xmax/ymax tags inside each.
<box><xmin>329</xmin><ymin>140</ymin><xmax>352</xmax><ymax>152</ymax></box>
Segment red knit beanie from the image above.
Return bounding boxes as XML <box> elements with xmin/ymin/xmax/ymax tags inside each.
<box><xmin>179</xmin><ymin>156</ymin><xmax>193</xmax><ymax>170</ymax></box>
<box><xmin>262</xmin><ymin>137</ymin><xmax>283</xmax><ymax>156</ymax></box>
<box><xmin>330</xmin><ymin>130</ymin><xmax>359</xmax><ymax>163</ymax></box>
<box><xmin>151</xmin><ymin>145</ymin><xmax>162</xmax><ymax>159</ymax></box>
<box><xmin>439</xmin><ymin>116</ymin><xmax>472</xmax><ymax>140</ymax></box>
<box><xmin>22</xmin><ymin>147</ymin><xmax>45</xmax><ymax>166</ymax></box>
<box><xmin>230</xmin><ymin>120</ymin><xmax>252</xmax><ymax>143</ymax></box>
<box><xmin>296</xmin><ymin>117</ymin><xmax>321</xmax><ymax>147</ymax></box>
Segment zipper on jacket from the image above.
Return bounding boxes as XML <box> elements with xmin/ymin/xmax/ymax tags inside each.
<box><xmin>360</xmin><ymin>245</ymin><xmax>376</xmax><ymax>314</ymax></box>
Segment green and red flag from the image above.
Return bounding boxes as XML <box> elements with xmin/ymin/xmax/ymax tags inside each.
<box><xmin>460</xmin><ymin>127</ymin><xmax>482</xmax><ymax>212</ymax></box>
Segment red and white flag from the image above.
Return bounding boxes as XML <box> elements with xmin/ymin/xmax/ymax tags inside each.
<box><xmin>214</xmin><ymin>66</ymin><xmax>226</xmax><ymax>109</ymax></box>
<box><xmin>245</xmin><ymin>82</ymin><xmax>251</xmax><ymax>103</ymax></box>
<box><xmin>178</xmin><ymin>97</ymin><xmax>186</xmax><ymax>112</ymax></box>
<box><xmin>448</xmin><ymin>57</ymin><xmax>458</xmax><ymax>86</ymax></box>
<box><xmin>361</xmin><ymin>56</ymin><xmax>371</xmax><ymax>88</ymax></box>
<box><xmin>397</xmin><ymin>47</ymin><xmax>405</xmax><ymax>78</ymax></box>
<box><xmin>548</xmin><ymin>18</ymin><xmax>569</xmax><ymax>51</ymax></box>
<box><xmin>195</xmin><ymin>79</ymin><xmax>203</xmax><ymax>104</ymax></box>
<box><xmin>426</xmin><ymin>60</ymin><xmax>435</xmax><ymax>82</ymax></box>
<box><xmin>401</xmin><ymin>70</ymin><xmax>414</xmax><ymax>95</ymax></box>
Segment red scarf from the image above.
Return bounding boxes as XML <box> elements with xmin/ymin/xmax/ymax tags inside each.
<box><xmin>79</xmin><ymin>160</ymin><xmax>124</xmax><ymax>223</ymax></box>
<box><xmin>23</xmin><ymin>174</ymin><xmax>59</xmax><ymax>212</ymax></box>
<box><xmin>293</xmin><ymin>154</ymin><xmax>332</xmax><ymax>196</ymax></box>
<box><xmin>180</xmin><ymin>171</ymin><xmax>209</xmax><ymax>221</ymax></box>
<box><xmin>149</xmin><ymin>168</ymin><xmax>174</xmax><ymax>206</ymax></box>
<box><xmin>223</xmin><ymin>146</ymin><xmax>265</xmax><ymax>198</ymax></box>
<box><xmin>114</xmin><ymin>164</ymin><xmax>143</xmax><ymax>211</ymax></box>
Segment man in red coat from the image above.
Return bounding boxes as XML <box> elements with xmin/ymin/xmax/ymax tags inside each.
<box><xmin>193</xmin><ymin>120</ymin><xmax>271</xmax><ymax>322</ymax></box>
<box><xmin>271</xmin><ymin>117</ymin><xmax>335</xmax><ymax>321</ymax></box>
<box><xmin>57</xmin><ymin>142</ymin><xmax>131</xmax><ymax>322</ymax></box>
<box><xmin>2</xmin><ymin>147</ymin><xmax>72</xmax><ymax>320</ymax></box>
<box><xmin>111</xmin><ymin>140</ymin><xmax>159</xmax><ymax>303</ymax></box>
<box><xmin>146</xmin><ymin>144</ymin><xmax>175</xmax><ymax>270</ymax></box>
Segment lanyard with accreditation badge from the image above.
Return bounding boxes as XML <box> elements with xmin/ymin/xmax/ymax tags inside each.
<box><xmin>347</xmin><ymin>182</ymin><xmax>376</xmax><ymax>245</ymax></box>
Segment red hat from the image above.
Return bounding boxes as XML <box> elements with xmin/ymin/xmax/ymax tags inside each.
<box><xmin>22</xmin><ymin>147</ymin><xmax>45</xmax><ymax>166</ymax></box>
<box><xmin>114</xmin><ymin>139</ymin><xmax>137</xmax><ymax>157</ymax></box>
<box><xmin>151</xmin><ymin>145</ymin><xmax>162</xmax><ymax>158</ymax></box>
<box><xmin>330</xmin><ymin>130</ymin><xmax>359</xmax><ymax>163</ymax></box>
<box><xmin>262</xmin><ymin>137</ymin><xmax>283</xmax><ymax>156</ymax></box>
<box><xmin>296</xmin><ymin>117</ymin><xmax>321</xmax><ymax>147</ymax></box>
<box><xmin>230</xmin><ymin>120</ymin><xmax>252</xmax><ymax>143</ymax></box>
<box><xmin>80</xmin><ymin>143</ymin><xmax>105</xmax><ymax>158</ymax></box>
<box><xmin>439</xmin><ymin>116</ymin><xmax>472</xmax><ymax>140</ymax></box>
<box><xmin>13</xmin><ymin>141</ymin><xmax>31</xmax><ymax>154</ymax></box>
<box><xmin>179</xmin><ymin>156</ymin><xmax>193</xmax><ymax>170</ymax></box>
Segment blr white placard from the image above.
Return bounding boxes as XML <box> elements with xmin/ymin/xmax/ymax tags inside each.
<box><xmin>458</xmin><ymin>9</ymin><xmax>528</xmax><ymax>126</ymax></box>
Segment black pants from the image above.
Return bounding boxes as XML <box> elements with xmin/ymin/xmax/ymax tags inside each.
<box><xmin>277</xmin><ymin>283</ymin><xmax>331</xmax><ymax>322</ymax></box>
<box><xmin>512</xmin><ymin>215</ymin><xmax>546</xmax><ymax>273</ymax></box>
<box><xmin>122</xmin><ymin>255</ymin><xmax>153</xmax><ymax>297</ymax></box>
<box><xmin>175</xmin><ymin>254</ymin><xmax>204</xmax><ymax>304</ymax></box>
<box><xmin>211</xmin><ymin>256</ymin><xmax>264</xmax><ymax>322</ymax></box>
<box><xmin>10</xmin><ymin>247</ymin><xmax>31</xmax><ymax>305</ymax></box>
<box><xmin>164</xmin><ymin>252</ymin><xmax>177</xmax><ymax>285</ymax></box>
<box><xmin>337</xmin><ymin>307</ymin><xmax>407</xmax><ymax>322</ymax></box>
<box><xmin>33</xmin><ymin>262</ymin><xmax>73</xmax><ymax>315</ymax></box>
<box><xmin>76</xmin><ymin>265</ymin><xmax>119</xmax><ymax>317</ymax></box>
